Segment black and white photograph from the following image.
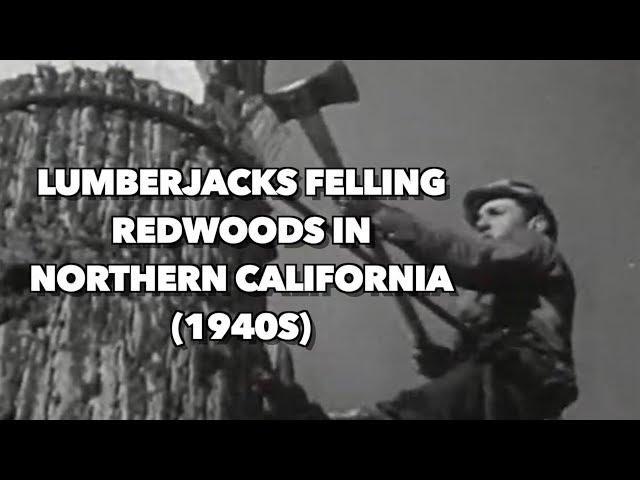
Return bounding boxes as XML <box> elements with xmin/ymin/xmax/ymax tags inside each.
<box><xmin>0</xmin><ymin>59</ymin><xmax>637</xmax><ymax>421</ymax></box>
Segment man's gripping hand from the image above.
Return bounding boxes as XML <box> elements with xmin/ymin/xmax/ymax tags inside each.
<box><xmin>412</xmin><ymin>343</ymin><xmax>458</xmax><ymax>379</ymax></box>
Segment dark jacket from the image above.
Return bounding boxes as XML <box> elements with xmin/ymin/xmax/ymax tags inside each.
<box><xmin>329</xmin><ymin>206</ymin><xmax>579</xmax><ymax>420</ymax></box>
<box><xmin>373</xmin><ymin>205</ymin><xmax>576</xmax><ymax>362</ymax></box>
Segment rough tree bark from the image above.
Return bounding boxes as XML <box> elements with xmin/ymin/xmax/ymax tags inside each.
<box><xmin>0</xmin><ymin>65</ymin><xmax>276</xmax><ymax>420</ymax></box>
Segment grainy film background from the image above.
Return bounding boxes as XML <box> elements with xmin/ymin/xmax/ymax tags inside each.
<box><xmin>1</xmin><ymin>60</ymin><xmax>638</xmax><ymax>420</ymax></box>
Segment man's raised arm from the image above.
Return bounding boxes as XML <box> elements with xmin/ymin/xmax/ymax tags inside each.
<box><xmin>347</xmin><ymin>201</ymin><xmax>561</xmax><ymax>293</ymax></box>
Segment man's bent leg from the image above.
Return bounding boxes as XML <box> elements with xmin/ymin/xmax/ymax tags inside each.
<box><xmin>374</xmin><ymin>358</ymin><xmax>541</xmax><ymax>420</ymax></box>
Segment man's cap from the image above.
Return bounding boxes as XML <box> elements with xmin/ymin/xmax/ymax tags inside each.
<box><xmin>463</xmin><ymin>179</ymin><xmax>558</xmax><ymax>241</ymax></box>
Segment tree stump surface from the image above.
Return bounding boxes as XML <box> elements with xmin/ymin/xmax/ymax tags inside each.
<box><xmin>0</xmin><ymin>65</ymin><xmax>275</xmax><ymax>420</ymax></box>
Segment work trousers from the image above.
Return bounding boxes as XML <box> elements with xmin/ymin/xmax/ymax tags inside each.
<box><xmin>375</xmin><ymin>360</ymin><xmax>539</xmax><ymax>420</ymax></box>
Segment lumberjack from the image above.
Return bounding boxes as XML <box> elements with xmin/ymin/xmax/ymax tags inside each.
<box><xmin>258</xmin><ymin>180</ymin><xmax>579</xmax><ymax>420</ymax></box>
<box><xmin>244</xmin><ymin>61</ymin><xmax>579</xmax><ymax>420</ymax></box>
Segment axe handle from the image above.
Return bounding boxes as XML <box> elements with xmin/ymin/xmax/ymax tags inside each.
<box><xmin>280</xmin><ymin>196</ymin><xmax>470</xmax><ymax>339</ymax></box>
<box><xmin>275</xmin><ymin>343</ymin><xmax>296</xmax><ymax>387</ymax></box>
<box><xmin>298</xmin><ymin>113</ymin><xmax>345</xmax><ymax>170</ymax></box>
<box><xmin>297</xmin><ymin>113</ymin><xmax>445</xmax><ymax>352</ymax></box>
<box><xmin>369</xmin><ymin>237</ymin><xmax>436</xmax><ymax>350</ymax></box>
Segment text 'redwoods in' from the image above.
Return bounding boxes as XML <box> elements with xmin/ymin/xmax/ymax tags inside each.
<box><xmin>111</xmin><ymin>216</ymin><xmax>371</xmax><ymax>246</ymax></box>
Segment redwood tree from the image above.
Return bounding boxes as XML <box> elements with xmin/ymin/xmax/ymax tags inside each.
<box><xmin>0</xmin><ymin>64</ymin><xmax>276</xmax><ymax>420</ymax></box>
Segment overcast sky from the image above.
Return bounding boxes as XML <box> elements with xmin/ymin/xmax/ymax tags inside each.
<box><xmin>2</xmin><ymin>60</ymin><xmax>639</xmax><ymax>419</ymax></box>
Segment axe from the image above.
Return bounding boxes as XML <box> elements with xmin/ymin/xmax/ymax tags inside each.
<box><xmin>191</xmin><ymin>60</ymin><xmax>471</xmax><ymax>348</ymax></box>
<box><xmin>262</xmin><ymin>61</ymin><xmax>443</xmax><ymax>362</ymax></box>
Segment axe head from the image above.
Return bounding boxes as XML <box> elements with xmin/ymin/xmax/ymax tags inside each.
<box><xmin>264</xmin><ymin>61</ymin><xmax>360</xmax><ymax>123</ymax></box>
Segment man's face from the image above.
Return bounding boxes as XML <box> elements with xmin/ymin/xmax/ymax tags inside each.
<box><xmin>474</xmin><ymin>198</ymin><xmax>529</xmax><ymax>240</ymax></box>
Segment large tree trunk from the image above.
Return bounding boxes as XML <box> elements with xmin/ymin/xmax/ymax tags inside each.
<box><xmin>0</xmin><ymin>65</ymin><xmax>275</xmax><ymax>420</ymax></box>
